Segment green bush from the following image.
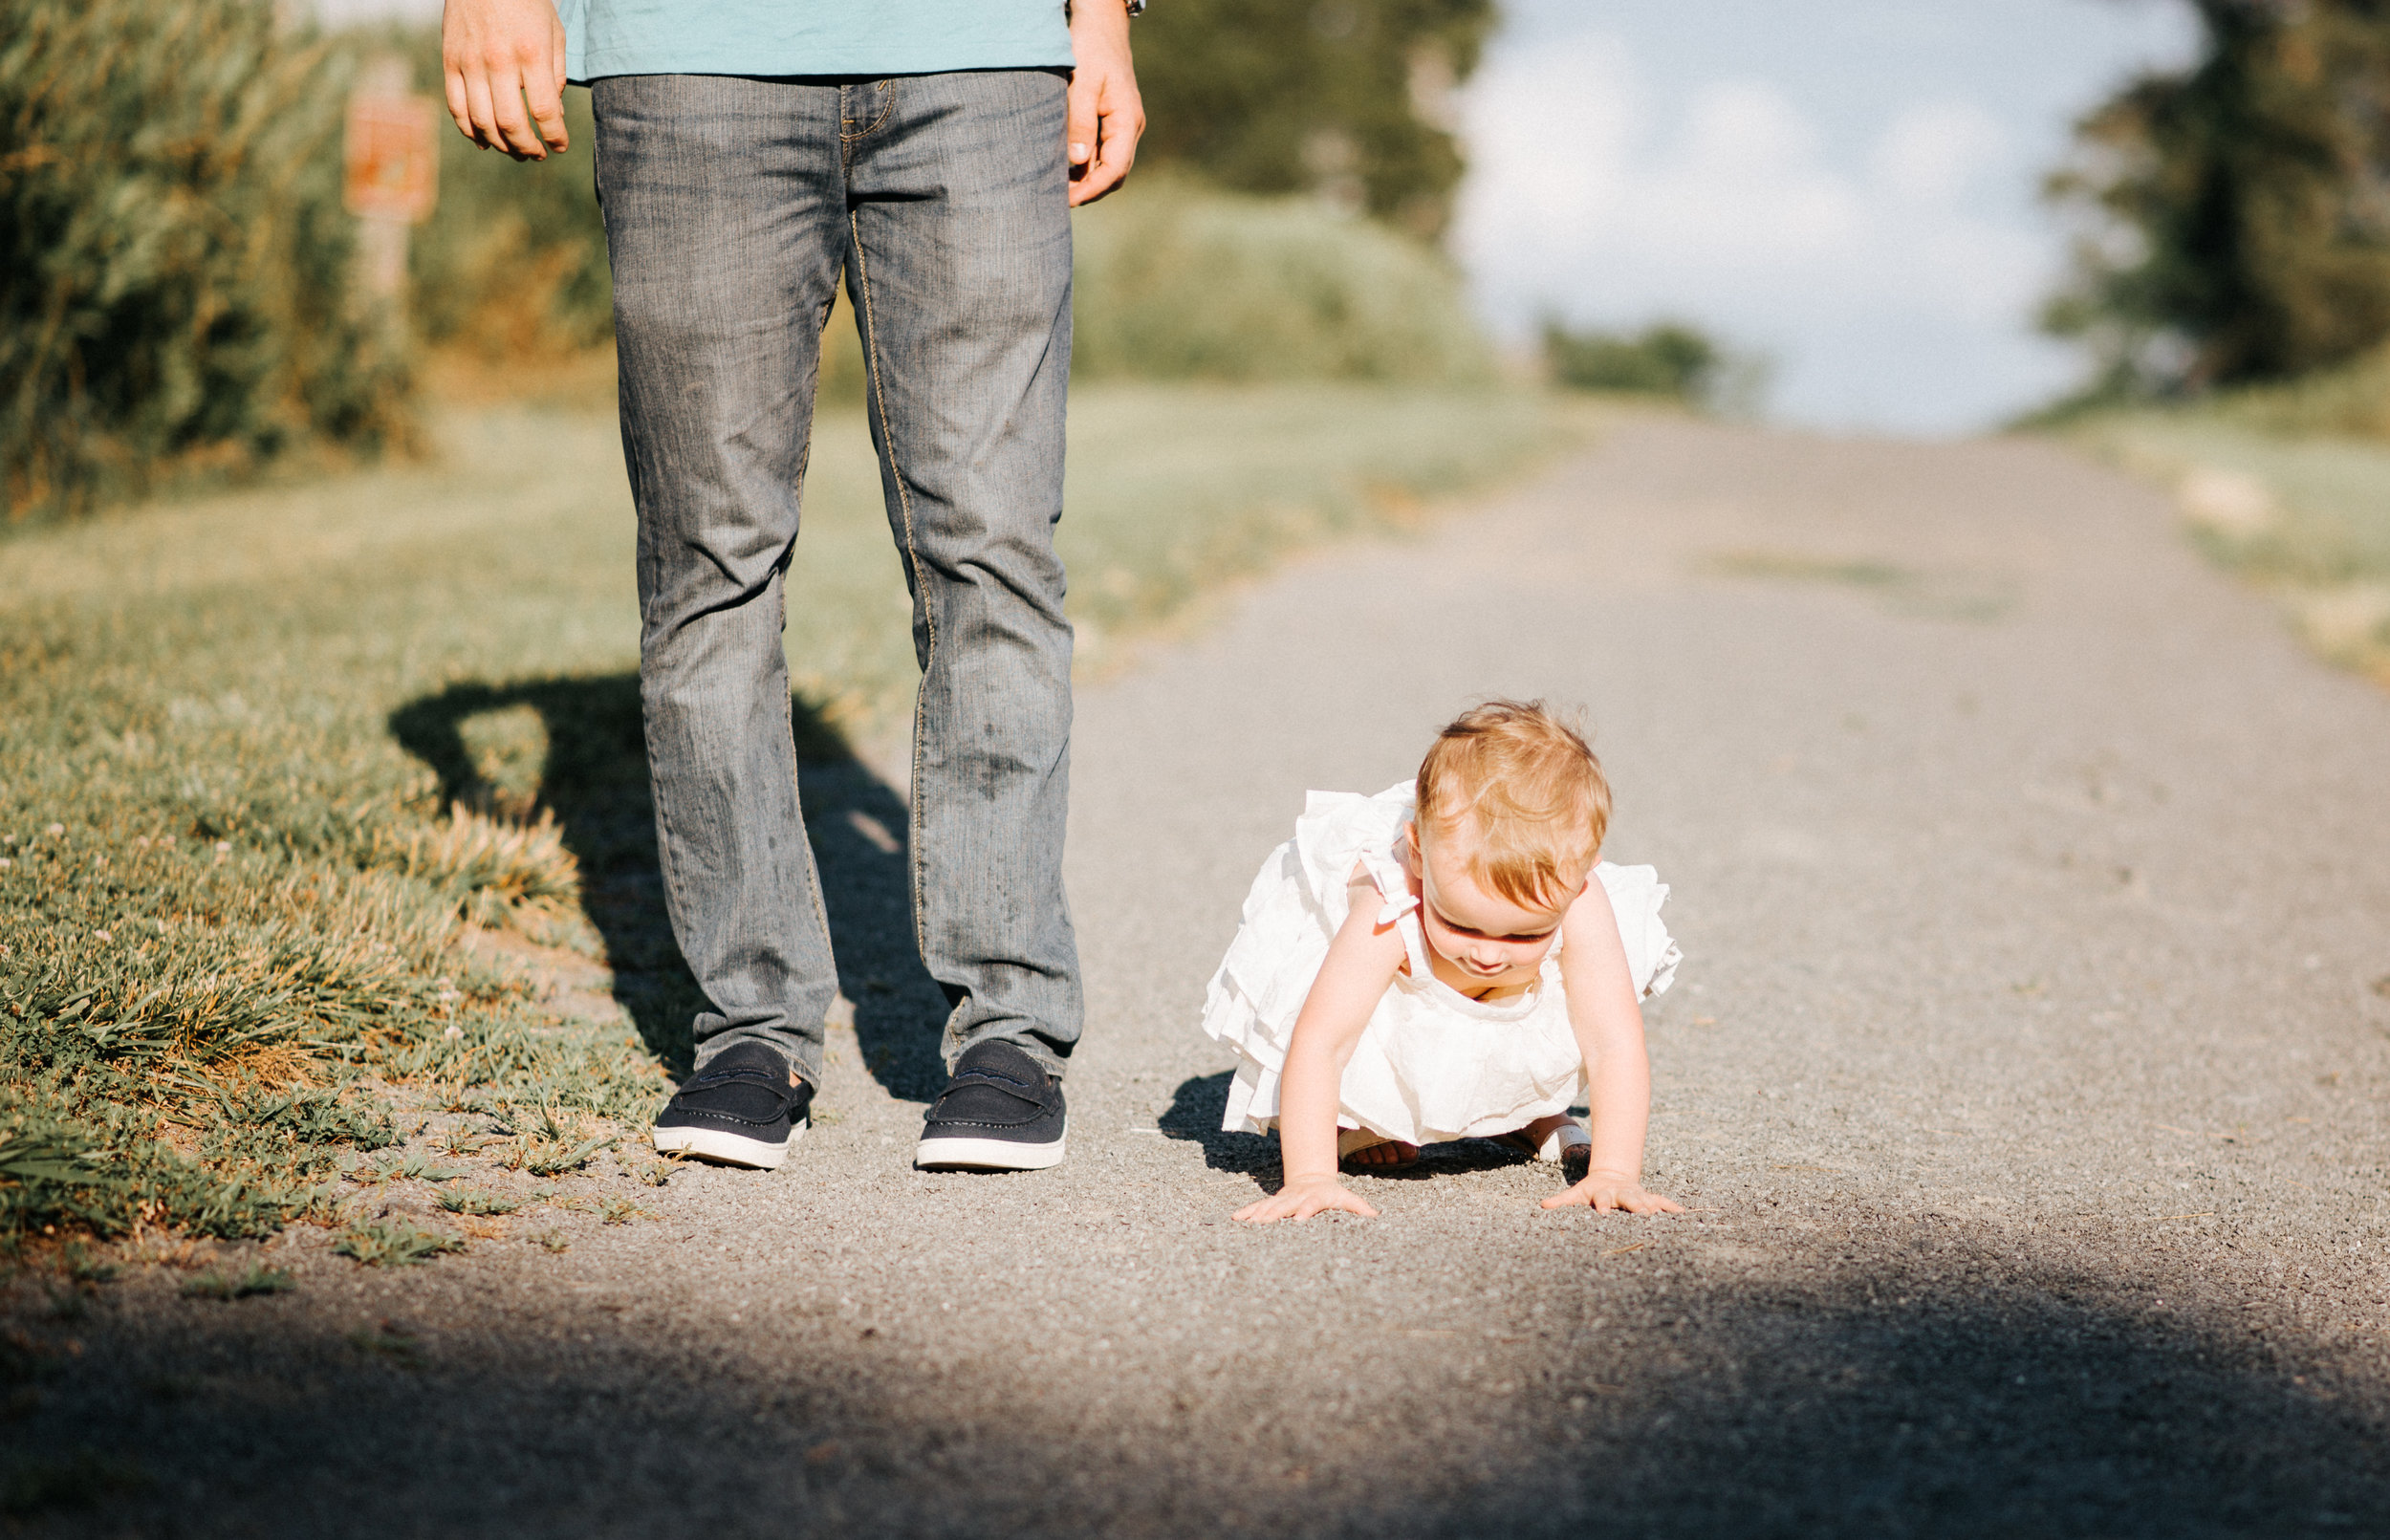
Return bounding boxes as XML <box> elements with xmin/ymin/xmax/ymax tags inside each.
<box><xmin>1539</xmin><ymin>318</ymin><xmax>1767</xmax><ymax>414</ymax></box>
<box><xmin>1071</xmin><ymin>177</ymin><xmax>1492</xmax><ymax>383</ymax></box>
<box><xmin>1543</xmin><ymin>320</ymin><xmax>1719</xmax><ymax>400</ymax></box>
<box><xmin>0</xmin><ymin>0</ymin><xmax>412</xmax><ymax>522</ymax></box>
<box><xmin>402</xmin><ymin>50</ymin><xmax>613</xmax><ymax>359</ymax></box>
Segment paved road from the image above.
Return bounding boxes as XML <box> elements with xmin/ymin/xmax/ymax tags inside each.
<box><xmin>17</xmin><ymin>418</ymin><xmax>2390</xmax><ymax>1537</ymax></box>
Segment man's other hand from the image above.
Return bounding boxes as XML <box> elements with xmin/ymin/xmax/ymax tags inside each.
<box><xmin>442</xmin><ymin>0</ymin><xmax>571</xmax><ymax>162</ymax></box>
<box><xmin>1066</xmin><ymin>0</ymin><xmax>1143</xmax><ymax>206</ymax></box>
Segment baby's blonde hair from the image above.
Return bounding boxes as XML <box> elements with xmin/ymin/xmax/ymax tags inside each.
<box><xmin>1414</xmin><ymin>700</ymin><xmax>1610</xmax><ymax>910</ymax></box>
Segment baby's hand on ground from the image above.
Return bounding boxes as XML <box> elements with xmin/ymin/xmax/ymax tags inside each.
<box><xmin>1233</xmin><ymin>1174</ymin><xmax>1380</xmax><ymax>1225</ymax></box>
<box><xmin>1540</xmin><ymin>1168</ymin><xmax>1684</xmax><ymax>1215</ymax></box>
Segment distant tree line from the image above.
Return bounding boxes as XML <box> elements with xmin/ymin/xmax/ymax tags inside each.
<box><xmin>1538</xmin><ymin>319</ymin><xmax>1769</xmax><ymax>412</ymax></box>
<box><xmin>2045</xmin><ymin>0</ymin><xmax>2390</xmax><ymax>396</ymax></box>
<box><xmin>1133</xmin><ymin>0</ymin><xmax>1495</xmax><ymax>239</ymax></box>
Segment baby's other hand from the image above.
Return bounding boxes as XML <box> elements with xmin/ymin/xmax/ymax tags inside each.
<box><xmin>1540</xmin><ymin>1169</ymin><xmax>1684</xmax><ymax>1215</ymax></box>
<box><xmin>1234</xmin><ymin>1174</ymin><xmax>1380</xmax><ymax>1225</ymax></box>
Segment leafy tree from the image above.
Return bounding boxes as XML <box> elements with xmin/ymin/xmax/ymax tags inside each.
<box><xmin>1130</xmin><ymin>0</ymin><xmax>1495</xmax><ymax>239</ymax></box>
<box><xmin>2045</xmin><ymin>0</ymin><xmax>2390</xmax><ymax>393</ymax></box>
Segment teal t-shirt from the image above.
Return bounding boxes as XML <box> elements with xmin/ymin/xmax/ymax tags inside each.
<box><xmin>561</xmin><ymin>0</ymin><xmax>1074</xmax><ymax>83</ymax></box>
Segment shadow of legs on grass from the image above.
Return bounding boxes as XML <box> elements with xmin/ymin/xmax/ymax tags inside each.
<box><xmin>387</xmin><ymin>676</ymin><xmax>945</xmax><ymax>1095</ymax></box>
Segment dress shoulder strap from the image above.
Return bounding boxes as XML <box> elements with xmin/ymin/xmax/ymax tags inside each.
<box><xmin>1358</xmin><ymin>814</ymin><xmax>1433</xmax><ymax>981</ymax></box>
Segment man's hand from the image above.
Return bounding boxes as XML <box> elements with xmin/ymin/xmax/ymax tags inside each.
<box><xmin>1233</xmin><ymin>1175</ymin><xmax>1380</xmax><ymax>1225</ymax></box>
<box><xmin>442</xmin><ymin>0</ymin><xmax>571</xmax><ymax>162</ymax></box>
<box><xmin>1540</xmin><ymin>1169</ymin><xmax>1685</xmax><ymax>1215</ymax></box>
<box><xmin>1065</xmin><ymin>0</ymin><xmax>1143</xmax><ymax>206</ymax></box>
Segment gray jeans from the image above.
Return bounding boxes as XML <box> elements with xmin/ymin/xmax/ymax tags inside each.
<box><xmin>593</xmin><ymin>72</ymin><xmax>1082</xmax><ymax>1089</ymax></box>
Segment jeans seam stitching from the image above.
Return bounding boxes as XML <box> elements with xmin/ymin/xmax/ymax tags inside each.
<box><xmin>641</xmin><ymin>699</ymin><xmax>702</xmax><ymax>1057</ymax></box>
<box><xmin>848</xmin><ymin>206</ymin><xmax>936</xmax><ymax>966</ymax></box>
<box><xmin>839</xmin><ymin>80</ymin><xmax>895</xmax><ymax>142</ymax></box>
<box><xmin>777</xmin><ymin>580</ymin><xmax>836</xmax><ymax>1067</ymax></box>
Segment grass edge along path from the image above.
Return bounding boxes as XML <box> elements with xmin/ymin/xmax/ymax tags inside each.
<box><xmin>2056</xmin><ymin>412</ymin><xmax>2390</xmax><ymax>687</ymax></box>
<box><xmin>0</xmin><ymin>381</ymin><xmax>1598</xmax><ymax>1269</ymax></box>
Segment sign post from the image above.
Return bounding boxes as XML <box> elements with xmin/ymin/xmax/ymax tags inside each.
<box><xmin>343</xmin><ymin>56</ymin><xmax>440</xmax><ymax>302</ymax></box>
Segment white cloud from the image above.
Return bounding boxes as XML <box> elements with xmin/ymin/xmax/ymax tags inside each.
<box><xmin>1454</xmin><ymin>32</ymin><xmax>2075</xmax><ymax>433</ymax></box>
<box><xmin>1628</xmin><ymin>82</ymin><xmax>1864</xmax><ymax>265</ymax></box>
<box><xmin>1872</xmin><ymin>101</ymin><xmax>2010</xmax><ymax>206</ymax></box>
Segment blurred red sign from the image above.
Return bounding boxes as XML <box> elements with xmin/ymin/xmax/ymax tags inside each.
<box><xmin>344</xmin><ymin>91</ymin><xmax>439</xmax><ymax>223</ymax></box>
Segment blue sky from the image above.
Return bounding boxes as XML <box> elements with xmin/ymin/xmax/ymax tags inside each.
<box><xmin>1453</xmin><ymin>0</ymin><xmax>2203</xmax><ymax>433</ymax></box>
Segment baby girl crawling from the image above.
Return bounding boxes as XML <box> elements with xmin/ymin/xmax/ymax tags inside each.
<box><xmin>1201</xmin><ymin>700</ymin><xmax>1684</xmax><ymax>1223</ymax></box>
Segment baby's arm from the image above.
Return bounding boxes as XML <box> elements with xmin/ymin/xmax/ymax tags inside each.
<box><xmin>1232</xmin><ymin>867</ymin><xmax>1405</xmax><ymax>1225</ymax></box>
<box><xmin>1543</xmin><ymin>878</ymin><xmax>1684</xmax><ymax>1216</ymax></box>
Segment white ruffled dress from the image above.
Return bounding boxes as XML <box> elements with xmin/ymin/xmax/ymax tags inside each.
<box><xmin>1201</xmin><ymin>782</ymin><xmax>1681</xmax><ymax>1147</ymax></box>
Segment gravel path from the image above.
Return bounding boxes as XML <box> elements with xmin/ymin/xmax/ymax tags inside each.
<box><xmin>12</xmin><ymin>417</ymin><xmax>2390</xmax><ymax>1537</ymax></box>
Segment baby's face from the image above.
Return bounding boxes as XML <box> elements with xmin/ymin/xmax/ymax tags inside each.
<box><xmin>1405</xmin><ymin>824</ymin><xmax>1578</xmax><ymax>990</ymax></box>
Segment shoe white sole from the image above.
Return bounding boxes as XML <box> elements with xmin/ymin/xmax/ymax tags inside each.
<box><xmin>914</xmin><ymin>1132</ymin><xmax>1067</xmax><ymax>1172</ymax></box>
<box><xmin>651</xmin><ymin>1121</ymin><xmax>803</xmax><ymax>1171</ymax></box>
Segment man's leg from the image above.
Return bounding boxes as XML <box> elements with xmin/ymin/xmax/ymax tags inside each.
<box><xmin>594</xmin><ymin>76</ymin><xmax>848</xmax><ymax>1158</ymax></box>
<box><xmin>839</xmin><ymin>73</ymin><xmax>1083</xmax><ymax>1159</ymax></box>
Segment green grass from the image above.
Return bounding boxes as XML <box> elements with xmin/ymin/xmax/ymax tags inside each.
<box><xmin>349</xmin><ymin>1152</ymin><xmax>470</xmax><ymax>1184</ymax></box>
<box><xmin>0</xmin><ymin>382</ymin><xmax>1589</xmax><ymax>1255</ymax></box>
<box><xmin>2193</xmin><ymin>344</ymin><xmax>2390</xmax><ymax>443</ymax></box>
<box><xmin>2062</xmin><ymin>410</ymin><xmax>2390</xmax><ymax>683</ymax></box>
<box><xmin>435</xmin><ymin>1187</ymin><xmax>520</xmax><ymax>1216</ymax></box>
<box><xmin>332</xmin><ymin>1216</ymin><xmax>464</xmax><ymax>1267</ymax></box>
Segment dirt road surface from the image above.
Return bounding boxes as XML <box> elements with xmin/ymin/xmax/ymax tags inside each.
<box><xmin>13</xmin><ymin>418</ymin><xmax>2390</xmax><ymax>1537</ymax></box>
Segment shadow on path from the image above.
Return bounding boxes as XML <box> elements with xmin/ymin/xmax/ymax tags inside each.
<box><xmin>11</xmin><ymin>1217</ymin><xmax>2387</xmax><ymax>1539</ymax></box>
<box><xmin>1162</xmin><ymin>1071</ymin><xmax>1566</xmax><ymax>1190</ymax></box>
<box><xmin>387</xmin><ymin>675</ymin><xmax>947</xmax><ymax>1096</ymax></box>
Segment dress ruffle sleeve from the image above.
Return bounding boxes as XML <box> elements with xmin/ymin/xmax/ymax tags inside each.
<box><xmin>1200</xmin><ymin>786</ymin><xmax>1411</xmax><ymax>1078</ymax></box>
<box><xmin>1596</xmin><ymin>862</ymin><xmax>1683</xmax><ymax>1000</ymax></box>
